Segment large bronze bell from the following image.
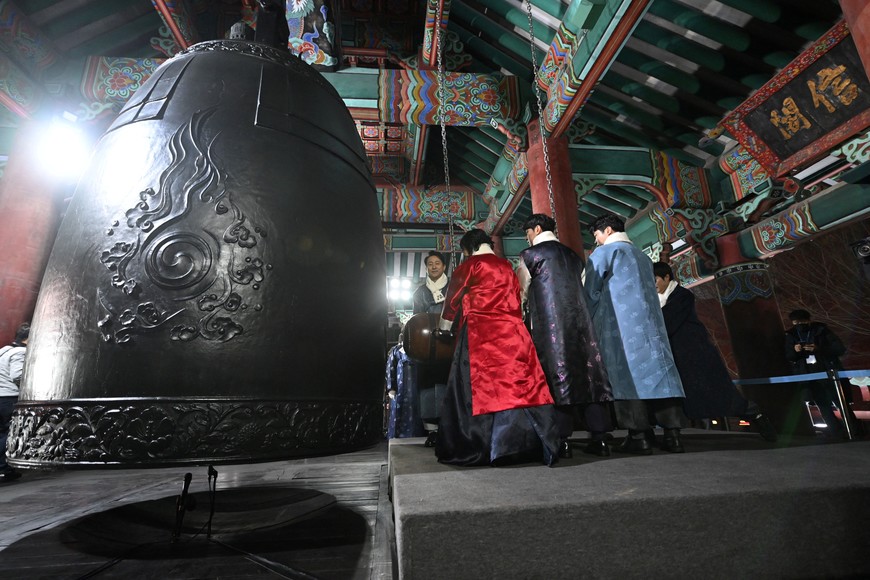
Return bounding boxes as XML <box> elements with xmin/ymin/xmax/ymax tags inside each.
<box><xmin>7</xmin><ymin>41</ymin><xmax>386</xmax><ymax>468</ymax></box>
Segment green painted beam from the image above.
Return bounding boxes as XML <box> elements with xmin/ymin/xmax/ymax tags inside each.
<box><xmin>450</xmin><ymin>168</ymin><xmax>487</xmax><ymax>192</ymax></box>
<box><xmin>451</xmin><ymin>22</ymin><xmax>533</xmax><ymax>78</ymax></box>
<box><xmin>602</xmin><ymin>71</ymin><xmax>681</xmax><ymax>113</ymax></box>
<box><xmin>472</xmin><ymin>0</ymin><xmax>557</xmax><ymax>46</ymax></box>
<box><xmin>561</xmin><ymin>0</ymin><xmax>606</xmax><ymax>35</ymax></box>
<box><xmin>578</xmin><ymin>204</ymin><xmax>601</xmax><ymax>220</ymax></box>
<box><xmin>585</xmin><ymin>192</ymin><xmax>639</xmax><ymax>215</ymax></box>
<box><xmin>451</xmin><ymin>159</ymin><xmax>489</xmax><ymax>184</ymax></box>
<box><xmin>590</xmin><ymin>92</ymin><xmax>665</xmax><ymax>131</ymax></box>
<box><xmin>672</xmin><ymin>132</ymin><xmax>724</xmax><ymax>156</ymax></box>
<box><xmin>452</xmin><ymin>2</ymin><xmax>540</xmax><ymax>65</ymax></box>
<box><xmin>389</xmin><ymin>235</ymin><xmax>443</xmax><ymax>250</ymax></box>
<box><xmin>451</xmin><ymin>145</ymin><xmax>495</xmax><ymax>175</ymax></box>
<box><xmin>321</xmin><ymin>70</ymin><xmax>379</xmax><ymax>99</ymax></box>
<box><xmin>502</xmin><ymin>237</ymin><xmax>530</xmax><ymax>257</ymax></box>
<box><xmin>716</xmin><ymin>0</ymin><xmax>781</xmax><ymax>24</ymax></box>
<box><xmin>617</xmin><ymin>47</ymin><xmax>701</xmax><ymax>94</ymax></box>
<box><xmin>596</xmin><ymin>185</ymin><xmax>647</xmax><ymax>210</ymax></box>
<box><xmin>619</xmin><ymin>184</ymin><xmax>658</xmax><ymax>202</ymax></box>
<box><xmin>65</xmin><ymin>12</ymin><xmax>161</xmax><ymax>57</ymax></box>
<box><xmin>529</xmin><ymin>0</ymin><xmax>568</xmax><ymax>20</ymax></box>
<box><xmin>584</xmin><ymin>198</ymin><xmax>633</xmax><ymax>220</ymax></box>
<box><xmin>794</xmin><ymin>22</ymin><xmax>831</xmax><ymax>42</ymax></box>
<box><xmin>763</xmin><ymin>52</ymin><xmax>794</xmax><ymax>68</ymax></box>
<box><xmin>647</xmin><ymin>0</ymin><xmax>750</xmax><ymax>51</ymax></box>
<box><xmin>462</xmin><ymin>129</ymin><xmax>506</xmax><ymax>157</ymax></box>
<box><xmin>453</xmin><ymin>136</ymin><xmax>500</xmax><ymax>166</ymax></box>
<box><xmin>41</xmin><ymin>0</ymin><xmax>146</xmax><ymax>36</ymax></box>
<box><xmin>631</xmin><ymin>21</ymin><xmax>724</xmax><ymax>72</ymax></box>
<box><xmin>626</xmin><ymin>210</ymin><xmax>662</xmax><ymax>249</ymax></box>
<box><xmin>20</xmin><ymin>0</ymin><xmax>60</xmax><ymax>12</ymax></box>
<box><xmin>579</xmin><ymin>108</ymin><xmax>660</xmax><ymax>150</ymax></box>
<box><xmin>737</xmin><ymin>185</ymin><xmax>870</xmax><ymax>259</ymax></box>
<box><xmin>452</xmin><ymin>148</ymin><xmax>496</xmax><ymax>177</ymax></box>
<box><xmin>452</xmin><ymin>160</ymin><xmax>491</xmax><ymax>184</ymax></box>
<box><xmin>569</xmin><ymin>144</ymin><xmax>656</xmax><ymax>179</ymax></box>
<box><xmin>478</xmin><ymin>125</ymin><xmax>508</xmax><ymax>146</ymax></box>
<box><xmin>660</xmin><ymin>147</ymin><xmax>704</xmax><ymax>167</ymax></box>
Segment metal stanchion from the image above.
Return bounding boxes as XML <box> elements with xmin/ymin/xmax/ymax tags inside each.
<box><xmin>826</xmin><ymin>367</ymin><xmax>856</xmax><ymax>441</ymax></box>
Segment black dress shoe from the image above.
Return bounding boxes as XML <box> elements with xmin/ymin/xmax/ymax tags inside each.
<box><xmin>558</xmin><ymin>439</ymin><xmax>573</xmax><ymax>459</ymax></box>
<box><xmin>615</xmin><ymin>436</ymin><xmax>653</xmax><ymax>455</ymax></box>
<box><xmin>424</xmin><ymin>431</ymin><xmax>438</xmax><ymax>447</ymax></box>
<box><xmin>582</xmin><ymin>440</ymin><xmax>611</xmax><ymax>457</ymax></box>
<box><xmin>660</xmin><ymin>429</ymin><xmax>685</xmax><ymax>453</ymax></box>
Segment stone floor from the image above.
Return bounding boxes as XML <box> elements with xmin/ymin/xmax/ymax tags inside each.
<box><xmin>2</xmin><ymin>426</ymin><xmax>867</xmax><ymax>579</ymax></box>
<box><xmin>0</xmin><ymin>442</ymin><xmax>395</xmax><ymax>579</ymax></box>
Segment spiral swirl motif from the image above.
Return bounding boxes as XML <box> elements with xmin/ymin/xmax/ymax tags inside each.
<box><xmin>144</xmin><ymin>232</ymin><xmax>215</xmax><ymax>294</ymax></box>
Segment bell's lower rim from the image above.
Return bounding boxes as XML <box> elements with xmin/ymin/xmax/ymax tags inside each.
<box><xmin>8</xmin><ymin>398</ymin><xmax>384</xmax><ymax>469</ymax></box>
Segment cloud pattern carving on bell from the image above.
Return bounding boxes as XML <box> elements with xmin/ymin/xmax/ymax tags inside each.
<box><xmin>97</xmin><ymin>109</ymin><xmax>266</xmax><ymax>345</ymax></box>
<box><xmin>8</xmin><ymin>41</ymin><xmax>386</xmax><ymax>468</ymax></box>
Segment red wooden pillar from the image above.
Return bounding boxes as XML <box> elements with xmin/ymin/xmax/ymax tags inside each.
<box><xmin>527</xmin><ymin>119</ymin><xmax>583</xmax><ymax>257</ymax></box>
<box><xmin>0</xmin><ymin>122</ymin><xmax>65</xmax><ymax>344</ymax></box>
<box><xmin>714</xmin><ymin>233</ymin><xmax>812</xmax><ymax>435</ymax></box>
<box><xmin>490</xmin><ymin>234</ymin><xmax>505</xmax><ymax>258</ymax></box>
<box><xmin>840</xmin><ymin>1</ymin><xmax>870</xmax><ymax>79</ymax></box>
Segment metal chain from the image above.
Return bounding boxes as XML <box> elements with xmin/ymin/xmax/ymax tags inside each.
<box><xmin>435</xmin><ymin>6</ymin><xmax>457</xmax><ymax>271</ymax></box>
<box><xmin>525</xmin><ymin>0</ymin><xmax>557</xmax><ymax>224</ymax></box>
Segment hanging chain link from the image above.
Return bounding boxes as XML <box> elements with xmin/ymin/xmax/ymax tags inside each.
<box><xmin>525</xmin><ymin>0</ymin><xmax>557</xmax><ymax>225</ymax></box>
<box><xmin>435</xmin><ymin>6</ymin><xmax>457</xmax><ymax>270</ymax></box>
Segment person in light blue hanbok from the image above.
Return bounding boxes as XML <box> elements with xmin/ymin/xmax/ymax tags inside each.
<box><xmin>584</xmin><ymin>214</ymin><xmax>686</xmax><ymax>455</ymax></box>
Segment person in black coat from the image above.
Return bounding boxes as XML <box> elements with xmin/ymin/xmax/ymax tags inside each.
<box><xmin>412</xmin><ymin>251</ymin><xmax>449</xmax><ymax>315</ymax></box>
<box><xmin>653</xmin><ymin>262</ymin><xmax>777</xmax><ymax>441</ymax></box>
<box><xmin>784</xmin><ymin>309</ymin><xmax>858</xmax><ymax>437</ymax></box>
<box><xmin>518</xmin><ymin>214</ymin><xmax>613</xmax><ymax>458</ymax></box>
<box><xmin>410</xmin><ymin>250</ymin><xmax>450</xmax><ymax>446</ymax></box>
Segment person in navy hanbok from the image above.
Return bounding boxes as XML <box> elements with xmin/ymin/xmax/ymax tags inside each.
<box><xmin>653</xmin><ymin>261</ymin><xmax>777</xmax><ymax>442</ymax></box>
<box><xmin>517</xmin><ymin>214</ymin><xmax>613</xmax><ymax>459</ymax></box>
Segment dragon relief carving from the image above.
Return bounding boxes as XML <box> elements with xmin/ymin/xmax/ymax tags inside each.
<box><xmin>98</xmin><ymin>109</ymin><xmax>271</xmax><ymax>344</ymax></box>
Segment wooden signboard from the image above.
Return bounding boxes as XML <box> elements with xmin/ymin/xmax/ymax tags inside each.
<box><xmin>720</xmin><ymin>21</ymin><xmax>870</xmax><ymax>177</ymax></box>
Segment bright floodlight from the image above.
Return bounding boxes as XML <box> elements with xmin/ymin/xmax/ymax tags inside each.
<box><xmin>36</xmin><ymin>118</ymin><xmax>92</xmax><ymax>182</ymax></box>
<box><xmin>401</xmin><ymin>279</ymin><xmax>411</xmax><ymax>289</ymax></box>
<box><xmin>389</xmin><ymin>278</ymin><xmax>400</xmax><ymax>288</ymax></box>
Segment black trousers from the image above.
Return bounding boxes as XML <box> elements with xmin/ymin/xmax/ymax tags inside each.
<box><xmin>806</xmin><ymin>378</ymin><xmax>855</xmax><ymax>432</ymax></box>
<box><xmin>0</xmin><ymin>396</ymin><xmax>17</xmax><ymax>470</ymax></box>
<box><xmin>555</xmin><ymin>402</ymin><xmax>612</xmax><ymax>439</ymax></box>
<box><xmin>614</xmin><ymin>398</ymin><xmax>683</xmax><ymax>432</ymax></box>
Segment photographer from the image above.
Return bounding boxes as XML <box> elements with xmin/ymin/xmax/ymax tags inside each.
<box><xmin>784</xmin><ymin>309</ymin><xmax>856</xmax><ymax>438</ymax></box>
<box><xmin>1</xmin><ymin>322</ymin><xmax>29</xmax><ymax>482</ymax></box>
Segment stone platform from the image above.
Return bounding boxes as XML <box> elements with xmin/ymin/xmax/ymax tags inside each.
<box><xmin>389</xmin><ymin>430</ymin><xmax>870</xmax><ymax>580</ymax></box>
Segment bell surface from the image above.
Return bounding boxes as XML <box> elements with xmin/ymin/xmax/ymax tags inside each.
<box><xmin>8</xmin><ymin>41</ymin><xmax>386</xmax><ymax>468</ymax></box>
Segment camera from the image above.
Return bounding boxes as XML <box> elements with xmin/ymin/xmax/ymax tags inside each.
<box><xmin>852</xmin><ymin>236</ymin><xmax>870</xmax><ymax>259</ymax></box>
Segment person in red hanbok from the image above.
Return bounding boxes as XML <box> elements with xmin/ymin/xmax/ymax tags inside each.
<box><xmin>434</xmin><ymin>228</ymin><xmax>560</xmax><ymax>466</ymax></box>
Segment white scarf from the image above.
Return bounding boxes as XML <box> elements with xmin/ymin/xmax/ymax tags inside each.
<box><xmin>659</xmin><ymin>280</ymin><xmax>679</xmax><ymax>308</ymax></box>
<box><xmin>602</xmin><ymin>231</ymin><xmax>632</xmax><ymax>245</ymax></box>
<box><xmin>425</xmin><ymin>273</ymin><xmax>448</xmax><ymax>304</ymax></box>
<box><xmin>471</xmin><ymin>243</ymin><xmax>495</xmax><ymax>256</ymax></box>
<box><xmin>531</xmin><ymin>231</ymin><xmax>559</xmax><ymax>246</ymax></box>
